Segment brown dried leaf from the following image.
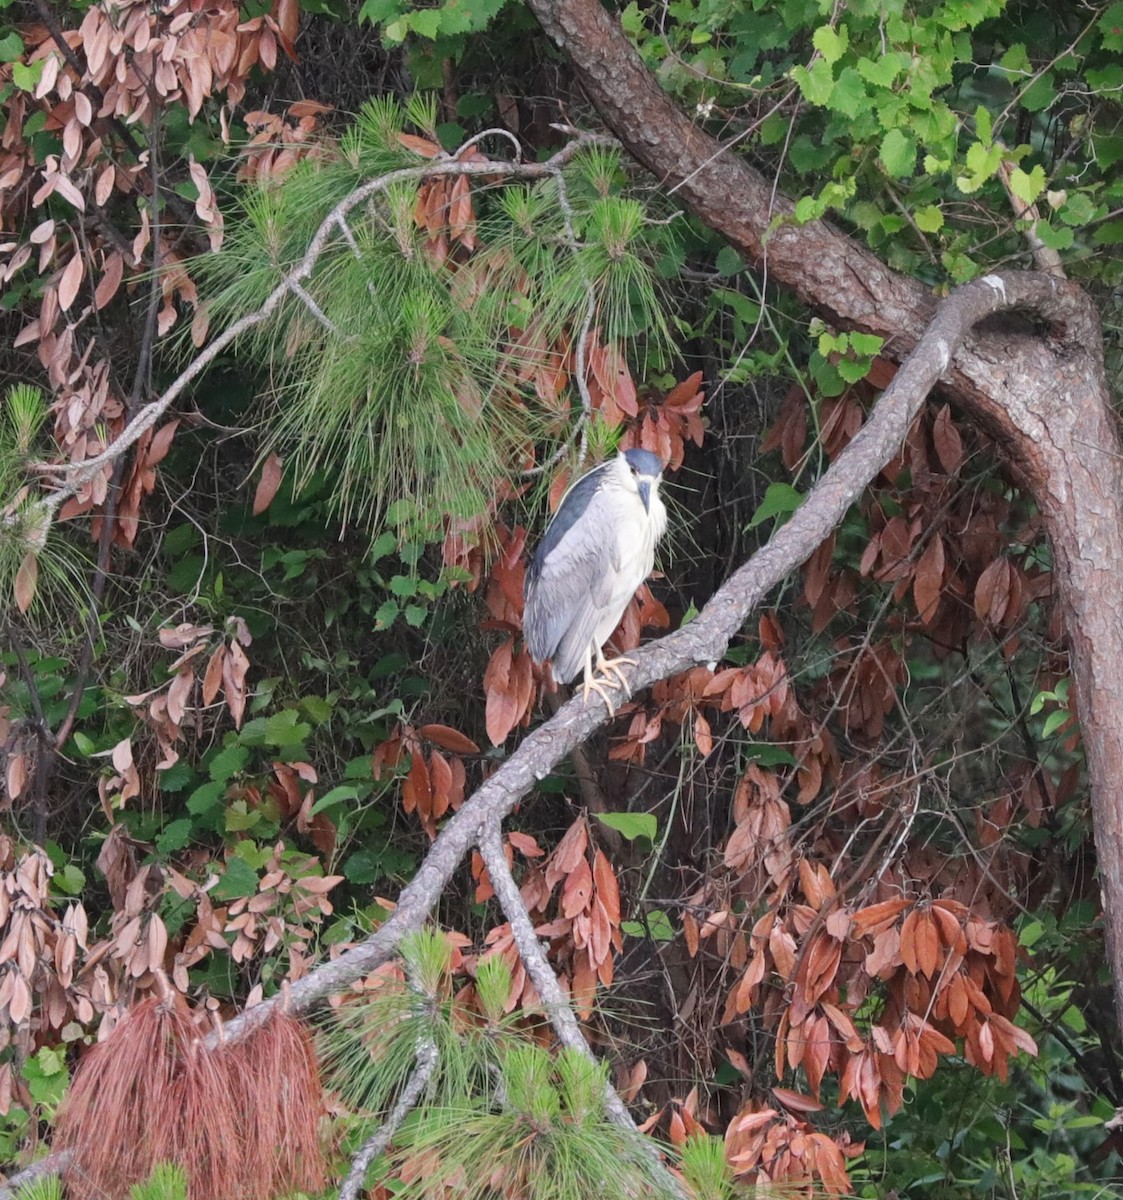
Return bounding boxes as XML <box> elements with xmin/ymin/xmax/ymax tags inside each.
<box><xmin>58</xmin><ymin>253</ymin><xmax>83</xmax><ymax>311</ymax></box>
<box><xmin>14</xmin><ymin>553</ymin><xmax>38</xmax><ymax>613</ymax></box>
<box><xmin>253</xmin><ymin>453</ymin><xmax>284</xmax><ymax>515</ymax></box>
<box><xmin>932</xmin><ymin>404</ymin><xmax>964</xmax><ymax>474</ymax></box>
<box><xmin>419</xmin><ymin>724</ymin><xmax>480</xmax><ymax>754</ymax></box>
<box><xmin>913</xmin><ymin>534</ymin><xmax>945</xmax><ymax>625</ymax></box>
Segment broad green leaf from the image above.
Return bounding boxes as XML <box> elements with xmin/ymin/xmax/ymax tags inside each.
<box><xmin>208</xmin><ymin>743</ymin><xmax>250</xmax><ymax>782</ymax></box>
<box><xmin>310</xmin><ymin>785</ymin><xmax>361</xmax><ymax>815</ymax></box>
<box><xmin>856</xmin><ymin>54</ymin><xmax>901</xmax><ymax>88</ymax></box>
<box><xmin>211</xmin><ymin>856</ymin><xmax>260</xmax><ymax>901</ymax></box>
<box><xmin>812</xmin><ymin>23</ymin><xmax>848</xmax><ymax>64</ymax></box>
<box><xmin>827</xmin><ymin>67</ymin><xmax>866</xmax><ymax>119</ymax></box>
<box><xmin>791</xmin><ymin>58</ymin><xmax>834</xmax><ymax>106</ymax></box>
<box><xmin>749</xmin><ymin>482</ymin><xmax>804</xmax><ymax>529</ymax></box>
<box><xmin>1100</xmin><ymin>3</ymin><xmax>1123</xmax><ymax>51</ymax></box>
<box><xmin>595</xmin><ymin>811</ymin><xmax>657</xmax><ymax>841</ymax></box>
<box><xmin>849</xmin><ymin>331</ymin><xmax>884</xmax><ymax>356</ymax></box>
<box><xmin>1008</xmin><ymin>164</ymin><xmax>1045</xmax><ymax>207</ymax></box>
<box><xmin>914</xmin><ymin>204</ymin><xmax>944</xmax><ymax>232</ymax></box>
<box><xmin>879</xmin><ymin>128</ymin><xmax>915</xmax><ymax>177</ymax></box>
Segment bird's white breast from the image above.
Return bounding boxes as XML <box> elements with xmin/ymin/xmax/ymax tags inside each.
<box><xmin>595</xmin><ymin>486</ymin><xmax>667</xmax><ymax>644</ymax></box>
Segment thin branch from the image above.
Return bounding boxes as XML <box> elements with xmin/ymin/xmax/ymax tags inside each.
<box><xmin>34</xmin><ymin>133</ymin><xmax>606</xmax><ymax>518</ymax></box>
<box><xmin>337</xmin><ymin>975</ymin><xmax>439</xmax><ymax>1200</ymax></box>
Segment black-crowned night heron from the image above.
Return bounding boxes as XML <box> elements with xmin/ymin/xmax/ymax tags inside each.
<box><xmin>524</xmin><ymin>448</ymin><xmax>667</xmax><ymax>710</ymax></box>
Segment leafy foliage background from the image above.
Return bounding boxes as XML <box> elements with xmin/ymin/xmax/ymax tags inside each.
<box><xmin>0</xmin><ymin>0</ymin><xmax>1121</xmax><ymax>1196</ymax></box>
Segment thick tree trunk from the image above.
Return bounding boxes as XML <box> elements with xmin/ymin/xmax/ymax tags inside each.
<box><xmin>526</xmin><ymin>0</ymin><xmax>1123</xmax><ymax>1037</ymax></box>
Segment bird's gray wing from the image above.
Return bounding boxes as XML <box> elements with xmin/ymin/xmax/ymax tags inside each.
<box><xmin>525</xmin><ymin>487</ymin><xmax>617</xmax><ymax>682</ymax></box>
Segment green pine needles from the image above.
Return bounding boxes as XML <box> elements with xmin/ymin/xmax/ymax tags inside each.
<box><xmin>193</xmin><ymin>97</ymin><xmax>675</xmax><ymax>538</ymax></box>
<box><xmin>0</xmin><ymin>384</ymin><xmax>88</xmax><ymax>620</ymax></box>
<box><xmin>321</xmin><ymin>932</ymin><xmax>694</xmax><ymax>1199</ymax></box>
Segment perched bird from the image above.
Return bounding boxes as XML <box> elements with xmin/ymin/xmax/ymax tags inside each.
<box><xmin>524</xmin><ymin>448</ymin><xmax>668</xmax><ymax>710</ymax></box>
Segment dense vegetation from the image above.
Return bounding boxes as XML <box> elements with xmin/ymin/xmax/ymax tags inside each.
<box><xmin>1</xmin><ymin>0</ymin><xmax>1121</xmax><ymax>1196</ymax></box>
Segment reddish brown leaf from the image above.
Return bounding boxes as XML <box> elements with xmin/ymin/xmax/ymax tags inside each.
<box><xmin>913</xmin><ymin>533</ymin><xmax>945</xmax><ymax>624</ymax></box>
<box><xmin>483</xmin><ymin>638</ymin><xmax>519</xmax><ymax>745</ymax></box>
<box><xmin>253</xmin><ymin>453</ymin><xmax>284</xmax><ymax>515</ymax></box>
<box><xmin>14</xmin><ymin>553</ymin><xmax>38</xmax><ymax>613</ymax></box>
<box><xmin>592</xmin><ymin>850</ymin><xmax>620</xmax><ymax>923</ymax></box>
<box><xmin>932</xmin><ymin>403</ymin><xmax>964</xmax><ymax>473</ymax></box>
<box><xmin>202</xmin><ymin>645</ymin><xmax>226</xmax><ymax>706</ymax></box>
<box><xmin>58</xmin><ymin>253</ymin><xmax>83</xmax><ymax>311</ymax></box>
<box><xmin>420</xmin><ymin>724</ymin><xmax>480</xmax><ymax>754</ymax></box>
<box><xmin>772</xmin><ymin>1086</ymin><xmax>824</xmax><ymax>1114</ymax></box>
<box><xmin>561</xmin><ymin>858</ymin><xmax>593</xmax><ymax>918</ymax></box>
<box><xmin>94</xmin><ymin>251</ymin><xmax>124</xmax><ymax>311</ymax></box>
<box><xmin>398</xmin><ymin>132</ymin><xmax>442</xmax><ymax>157</ymax></box>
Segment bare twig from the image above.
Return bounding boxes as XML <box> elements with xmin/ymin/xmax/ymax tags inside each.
<box><xmin>34</xmin><ymin>133</ymin><xmax>606</xmax><ymax>518</ymax></box>
<box><xmin>337</xmin><ymin>972</ymin><xmax>438</xmax><ymax>1200</ymax></box>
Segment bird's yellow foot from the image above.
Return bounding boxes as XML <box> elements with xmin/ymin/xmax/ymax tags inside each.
<box><xmin>595</xmin><ymin>651</ymin><xmax>636</xmax><ymax>697</ymax></box>
<box><xmin>581</xmin><ymin>670</ymin><xmax>622</xmax><ymax>715</ymax></box>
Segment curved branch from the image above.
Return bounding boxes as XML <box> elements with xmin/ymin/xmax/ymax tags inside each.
<box><xmin>35</xmin><ymin>132</ymin><xmax>605</xmax><ymax>519</ymax></box>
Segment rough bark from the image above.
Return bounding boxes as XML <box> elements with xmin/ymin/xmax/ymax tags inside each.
<box><xmin>524</xmin><ymin>0</ymin><xmax>1123</xmax><ymax>1037</ymax></box>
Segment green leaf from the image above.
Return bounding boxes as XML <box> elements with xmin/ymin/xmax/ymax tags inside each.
<box><xmin>1101</xmin><ymin>3</ymin><xmax>1123</xmax><ymax>51</ymax></box>
<box><xmin>405</xmin><ymin>7</ymin><xmax>441</xmax><ymax>37</ymax></box>
<box><xmin>999</xmin><ymin>43</ymin><xmax>1029</xmax><ymax>75</ymax></box>
<box><xmin>856</xmin><ymin>53</ymin><xmax>903</xmax><ymax>88</ymax></box>
<box><xmin>827</xmin><ymin>66</ymin><xmax>866</xmax><ymax>119</ymax></box>
<box><xmin>0</xmin><ymin>32</ymin><xmax>23</xmax><ymax>62</ymax></box>
<box><xmin>621</xmin><ymin>909</ymin><xmax>675</xmax><ymax>942</ymax></box>
<box><xmin>914</xmin><ymin>204</ymin><xmax>944</xmax><ymax>232</ymax></box>
<box><xmin>389</xmin><ymin>574</ymin><xmax>416</xmax><ymax>597</ymax></box>
<box><xmin>1020</xmin><ymin>70</ymin><xmax>1055</xmax><ymax>113</ymax></box>
<box><xmin>208</xmin><ymin>744</ymin><xmax>250</xmax><ymax>782</ymax></box>
<box><xmin>749</xmin><ymin>482</ymin><xmax>804</xmax><ymax>529</ymax></box>
<box><xmin>211</xmin><ymin>856</ymin><xmax>260</xmax><ymax>902</ymax></box>
<box><xmin>187</xmin><ymin>780</ymin><xmax>226</xmax><ymax>815</ymax></box>
<box><xmin>837</xmin><ymin>356</ymin><xmax>872</xmax><ymax>383</ymax></box>
<box><xmin>812</xmin><ymin>23</ymin><xmax>848</xmax><ymax>65</ymax></box>
<box><xmin>1042</xmin><ymin>709</ymin><xmax>1070</xmax><ymax>738</ymax></box>
<box><xmin>10</xmin><ymin>59</ymin><xmax>42</xmax><ymax>91</ymax></box>
<box><xmin>157</xmin><ymin>819</ymin><xmax>193</xmax><ymax>853</ymax></box>
<box><xmin>849</xmin><ymin>331</ymin><xmax>884</xmax><ymax>356</ymax></box>
<box><xmin>358</xmin><ymin>0</ymin><xmax>403</xmax><ymax>22</ymax></box>
<box><xmin>745</xmin><ymin>744</ymin><xmax>797</xmax><ymax>766</ymax></box>
<box><xmin>1059</xmin><ymin>192</ymin><xmax>1096</xmax><ymax>227</ymax></box>
<box><xmin>1034</xmin><ymin>221</ymin><xmax>1073</xmax><ymax>250</ymax></box>
<box><xmin>310</xmin><ymin>784</ymin><xmax>361</xmax><ymax>816</ymax></box>
<box><xmin>403</xmin><ymin>603</ymin><xmax>429</xmax><ymax>627</ymax></box>
<box><xmin>373</xmin><ymin>599</ymin><xmax>399</xmax><ymax>629</ymax></box>
<box><xmin>715</xmin><ymin>245</ymin><xmax>744</xmax><ymax>276</ymax></box>
<box><xmin>595</xmin><ymin>811</ymin><xmax>657</xmax><ymax>842</ymax></box>
<box><xmin>879</xmin><ymin>128</ymin><xmax>916</xmax><ymax>177</ymax></box>
<box><xmin>1008</xmin><ymin>164</ymin><xmax>1045</xmax><ymax>206</ymax></box>
<box><xmin>794</xmin><ymin>194</ymin><xmax>825</xmax><ymax>223</ymax></box>
<box><xmin>791</xmin><ymin>58</ymin><xmax>834</xmax><ymax>106</ymax></box>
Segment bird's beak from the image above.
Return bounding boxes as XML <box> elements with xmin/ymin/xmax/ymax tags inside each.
<box><xmin>637</xmin><ymin>478</ymin><xmax>652</xmax><ymax>512</ymax></box>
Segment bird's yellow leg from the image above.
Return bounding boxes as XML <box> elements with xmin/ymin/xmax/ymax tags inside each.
<box><xmin>581</xmin><ymin>646</ymin><xmax>621</xmax><ymax>714</ymax></box>
<box><xmin>594</xmin><ymin>646</ymin><xmax>636</xmax><ymax>697</ymax></box>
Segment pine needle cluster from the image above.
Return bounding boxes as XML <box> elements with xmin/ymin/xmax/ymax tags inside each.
<box><xmin>321</xmin><ymin>933</ymin><xmax>743</xmax><ymax>1200</ymax></box>
<box><xmin>193</xmin><ymin>97</ymin><xmax>675</xmax><ymax>538</ymax></box>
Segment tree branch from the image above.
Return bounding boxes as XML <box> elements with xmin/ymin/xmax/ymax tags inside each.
<box><xmin>33</xmin><ymin>133</ymin><xmax>605</xmax><ymax>519</ymax></box>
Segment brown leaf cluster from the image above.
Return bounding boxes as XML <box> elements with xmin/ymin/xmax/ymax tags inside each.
<box><xmin>477</xmin><ymin>817</ymin><xmax>622</xmax><ymax>1018</ymax></box>
<box><xmin>0</xmin><ymin>840</ymin><xmax>100</xmax><ymax>1116</ymax></box>
<box><xmin>374</xmin><ymin>722</ymin><xmax>477</xmax><ymax>839</ymax></box>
